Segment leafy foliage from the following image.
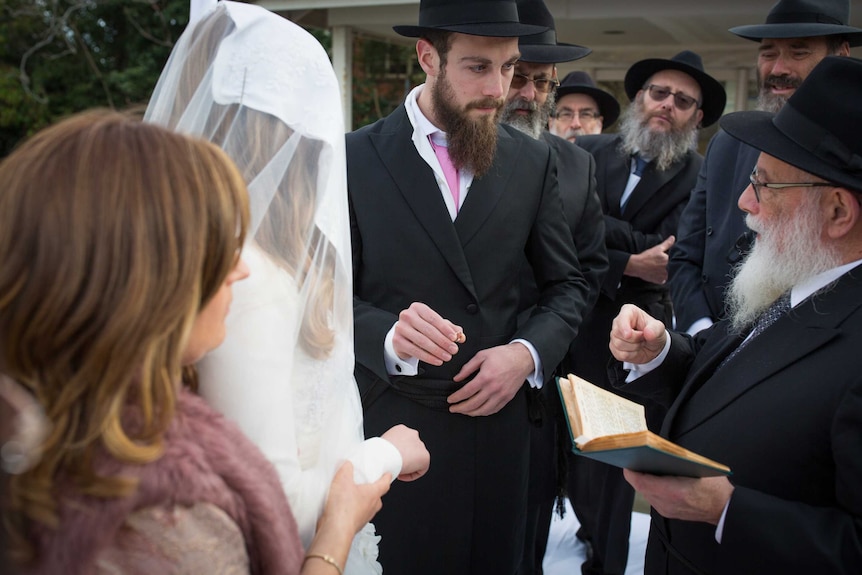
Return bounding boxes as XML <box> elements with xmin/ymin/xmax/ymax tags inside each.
<box><xmin>0</xmin><ymin>0</ymin><xmax>188</xmax><ymax>156</ymax></box>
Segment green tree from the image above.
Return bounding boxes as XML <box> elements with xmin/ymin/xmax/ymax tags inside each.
<box><xmin>0</xmin><ymin>0</ymin><xmax>189</xmax><ymax>155</ymax></box>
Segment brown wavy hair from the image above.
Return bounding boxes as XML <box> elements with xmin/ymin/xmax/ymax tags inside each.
<box><xmin>0</xmin><ymin>110</ymin><xmax>249</xmax><ymax>560</ymax></box>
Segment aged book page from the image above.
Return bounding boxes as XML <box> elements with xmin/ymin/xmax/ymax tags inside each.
<box><xmin>557</xmin><ymin>373</ymin><xmax>731</xmax><ymax>477</ymax></box>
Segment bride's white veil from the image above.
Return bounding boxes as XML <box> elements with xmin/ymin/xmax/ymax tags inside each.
<box><xmin>144</xmin><ymin>2</ymin><xmax>374</xmax><ymax>565</ymax></box>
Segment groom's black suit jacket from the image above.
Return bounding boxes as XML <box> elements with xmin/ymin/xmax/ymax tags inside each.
<box><xmin>346</xmin><ymin>103</ymin><xmax>588</xmax><ymax>575</ymax></box>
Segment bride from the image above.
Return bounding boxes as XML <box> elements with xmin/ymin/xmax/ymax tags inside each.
<box><xmin>144</xmin><ymin>3</ymin><xmax>430</xmax><ymax>573</ymax></box>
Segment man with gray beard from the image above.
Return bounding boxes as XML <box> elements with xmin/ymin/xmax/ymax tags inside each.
<box><xmin>500</xmin><ymin>1</ymin><xmax>608</xmax><ymax>573</ymax></box>
<box><xmin>608</xmin><ymin>55</ymin><xmax>862</xmax><ymax>575</ymax></box>
<box><xmin>669</xmin><ymin>0</ymin><xmax>859</xmax><ymax>337</ymax></box>
<box><xmin>568</xmin><ymin>50</ymin><xmax>725</xmax><ymax>575</ymax></box>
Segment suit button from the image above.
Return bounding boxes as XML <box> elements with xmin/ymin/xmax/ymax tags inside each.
<box><xmin>466</xmin><ymin>304</ymin><xmax>478</xmax><ymax>314</ymax></box>
<box><xmin>702</xmin><ymin>273</ymin><xmax>709</xmax><ymax>282</ymax></box>
<box><xmin>706</xmin><ymin>226</ymin><xmax>713</xmax><ymax>236</ymax></box>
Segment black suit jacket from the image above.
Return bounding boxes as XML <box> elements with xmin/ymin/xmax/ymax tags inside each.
<box><xmin>614</xmin><ymin>268</ymin><xmax>862</xmax><ymax>574</ymax></box>
<box><xmin>572</xmin><ymin>133</ymin><xmax>701</xmax><ymax>396</ymax></box>
<box><xmin>346</xmin><ymin>103</ymin><xmax>588</xmax><ymax>574</ymax></box>
<box><xmin>669</xmin><ymin>130</ymin><xmax>759</xmax><ymax>332</ymax></box>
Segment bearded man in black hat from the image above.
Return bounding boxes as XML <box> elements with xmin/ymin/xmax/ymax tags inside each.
<box><xmin>567</xmin><ymin>50</ymin><xmax>725</xmax><ymax>575</ymax></box>
<box><xmin>610</xmin><ymin>55</ymin><xmax>862</xmax><ymax>575</ymax></box>
<box><xmin>499</xmin><ymin>2</ymin><xmax>609</xmax><ymax>573</ymax></box>
<box><xmin>345</xmin><ymin>1</ymin><xmax>590</xmax><ymax>574</ymax></box>
<box><xmin>670</xmin><ymin>0</ymin><xmax>859</xmax><ymax>338</ymax></box>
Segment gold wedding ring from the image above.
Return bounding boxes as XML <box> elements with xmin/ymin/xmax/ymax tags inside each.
<box><xmin>454</xmin><ymin>332</ymin><xmax>466</xmax><ymax>344</ymax></box>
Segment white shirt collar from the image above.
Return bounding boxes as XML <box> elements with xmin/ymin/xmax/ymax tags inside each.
<box><xmin>792</xmin><ymin>258</ymin><xmax>862</xmax><ymax>307</ymax></box>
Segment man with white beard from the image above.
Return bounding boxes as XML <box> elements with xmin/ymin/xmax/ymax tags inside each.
<box><xmin>566</xmin><ymin>50</ymin><xmax>725</xmax><ymax>575</ymax></box>
<box><xmin>608</xmin><ymin>55</ymin><xmax>862</xmax><ymax>575</ymax></box>
<box><xmin>499</xmin><ymin>2</ymin><xmax>608</xmax><ymax>573</ymax></box>
<box><xmin>669</xmin><ymin>0</ymin><xmax>860</xmax><ymax>337</ymax></box>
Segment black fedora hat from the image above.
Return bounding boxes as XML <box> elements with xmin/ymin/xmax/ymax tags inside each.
<box><xmin>555</xmin><ymin>71</ymin><xmax>621</xmax><ymax>127</ymax></box>
<box><xmin>720</xmin><ymin>56</ymin><xmax>862</xmax><ymax>194</ymax></box>
<box><xmin>729</xmin><ymin>0</ymin><xmax>862</xmax><ymax>47</ymax></box>
<box><xmin>394</xmin><ymin>0</ymin><xmax>547</xmax><ymax>38</ymax></box>
<box><xmin>624</xmin><ymin>50</ymin><xmax>727</xmax><ymax>128</ymax></box>
<box><xmin>516</xmin><ymin>0</ymin><xmax>591</xmax><ymax>63</ymax></box>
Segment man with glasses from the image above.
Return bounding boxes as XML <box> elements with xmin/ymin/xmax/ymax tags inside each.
<box><xmin>549</xmin><ymin>71</ymin><xmax>620</xmax><ymax>143</ymax></box>
<box><xmin>609</xmin><ymin>55</ymin><xmax>862</xmax><ymax>575</ymax></box>
<box><xmin>670</xmin><ymin>0</ymin><xmax>859</xmax><ymax>338</ymax></box>
<box><xmin>568</xmin><ymin>50</ymin><xmax>725</xmax><ymax>575</ymax></box>
<box><xmin>500</xmin><ymin>1</ymin><xmax>608</xmax><ymax>573</ymax></box>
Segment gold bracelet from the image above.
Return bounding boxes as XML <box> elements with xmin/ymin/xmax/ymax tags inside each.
<box><xmin>303</xmin><ymin>553</ymin><xmax>344</xmax><ymax>575</ymax></box>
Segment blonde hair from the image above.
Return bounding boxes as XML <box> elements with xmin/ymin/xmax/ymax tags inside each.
<box><xmin>0</xmin><ymin>110</ymin><xmax>249</xmax><ymax>558</ymax></box>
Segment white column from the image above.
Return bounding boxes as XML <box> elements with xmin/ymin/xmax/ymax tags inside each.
<box><xmin>331</xmin><ymin>25</ymin><xmax>353</xmax><ymax>132</ymax></box>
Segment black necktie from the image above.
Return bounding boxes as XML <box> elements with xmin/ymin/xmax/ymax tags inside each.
<box><xmin>633</xmin><ymin>154</ymin><xmax>649</xmax><ymax>177</ymax></box>
<box><xmin>718</xmin><ymin>292</ymin><xmax>791</xmax><ymax>369</ymax></box>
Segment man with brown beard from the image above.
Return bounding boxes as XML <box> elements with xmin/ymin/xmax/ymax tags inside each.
<box><xmin>609</xmin><ymin>55</ymin><xmax>862</xmax><ymax>575</ymax></box>
<box><xmin>569</xmin><ymin>50</ymin><xmax>725</xmax><ymax>575</ymax></box>
<box><xmin>500</xmin><ymin>2</ymin><xmax>607</xmax><ymax>573</ymax></box>
<box><xmin>669</xmin><ymin>0</ymin><xmax>859</xmax><ymax>337</ymax></box>
<box><xmin>345</xmin><ymin>1</ymin><xmax>589</xmax><ymax>574</ymax></box>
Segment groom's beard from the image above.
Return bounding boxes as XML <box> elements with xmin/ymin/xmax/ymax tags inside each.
<box><xmin>726</xmin><ymin>191</ymin><xmax>841</xmax><ymax>332</ymax></box>
<box><xmin>432</xmin><ymin>69</ymin><xmax>503</xmax><ymax>177</ymax></box>
<box><xmin>501</xmin><ymin>92</ymin><xmax>555</xmax><ymax>140</ymax></box>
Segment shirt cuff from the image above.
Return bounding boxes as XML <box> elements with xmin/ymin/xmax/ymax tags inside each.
<box><xmin>686</xmin><ymin>317</ymin><xmax>714</xmax><ymax>336</ymax></box>
<box><xmin>384</xmin><ymin>323</ymin><xmax>419</xmax><ymax>376</ymax></box>
<box><xmin>623</xmin><ymin>331</ymin><xmax>671</xmax><ymax>383</ymax></box>
<box><xmin>511</xmin><ymin>339</ymin><xmax>543</xmax><ymax>388</ymax></box>
<box><xmin>349</xmin><ymin>437</ymin><xmax>403</xmax><ymax>484</ymax></box>
<box><xmin>715</xmin><ymin>497</ymin><xmax>731</xmax><ymax>543</ymax></box>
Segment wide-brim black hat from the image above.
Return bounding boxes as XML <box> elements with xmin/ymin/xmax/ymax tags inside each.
<box><xmin>624</xmin><ymin>50</ymin><xmax>727</xmax><ymax>128</ymax></box>
<box><xmin>729</xmin><ymin>0</ymin><xmax>862</xmax><ymax>47</ymax></box>
<box><xmin>720</xmin><ymin>56</ymin><xmax>862</xmax><ymax>193</ymax></box>
<box><xmin>394</xmin><ymin>0</ymin><xmax>547</xmax><ymax>38</ymax></box>
<box><xmin>516</xmin><ymin>0</ymin><xmax>591</xmax><ymax>63</ymax></box>
<box><xmin>555</xmin><ymin>71</ymin><xmax>621</xmax><ymax>127</ymax></box>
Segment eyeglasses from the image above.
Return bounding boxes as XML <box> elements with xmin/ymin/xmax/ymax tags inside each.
<box><xmin>644</xmin><ymin>84</ymin><xmax>700</xmax><ymax>111</ymax></box>
<box><xmin>748</xmin><ymin>168</ymin><xmax>835</xmax><ymax>202</ymax></box>
<box><xmin>511</xmin><ymin>73</ymin><xmax>559</xmax><ymax>94</ymax></box>
<box><xmin>553</xmin><ymin>109</ymin><xmax>600</xmax><ymax>122</ymax></box>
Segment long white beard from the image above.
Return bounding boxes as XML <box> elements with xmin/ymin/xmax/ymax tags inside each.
<box><xmin>726</xmin><ymin>192</ymin><xmax>841</xmax><ymax>332</ymax></box>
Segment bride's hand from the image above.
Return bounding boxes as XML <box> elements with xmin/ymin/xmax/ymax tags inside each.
<box><xmin>381</xmin><ymin>424</ymin><xmax>430</xmax><ymax>482</ymax></box>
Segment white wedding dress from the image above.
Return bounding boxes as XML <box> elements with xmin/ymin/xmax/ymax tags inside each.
<box><xmin>145</xmin><ymin>3</ymin><xmax>401</xmax><ymax>573</ymax></box>
<box><xmin>198</xmin><ymin>243</ymin><xmax>396</xmax><ymax>574</ymax></box>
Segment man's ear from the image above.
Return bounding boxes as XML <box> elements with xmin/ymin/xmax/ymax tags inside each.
<box><xmin>417</xmin><ymin>38</ymin><xmax>440</xmax><ymax>77</ymax></box>
<box><xmin>694</xmin><ymin>108</ymin><xmax>704</xmax><ymax>128</ymax></box>
<box><xmin>825</xmin><ymin>186</ymin><xmax>860</xmax><ymax>240</ymax></box>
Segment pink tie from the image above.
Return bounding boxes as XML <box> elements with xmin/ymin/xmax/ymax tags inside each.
<box><xmin>430</xmin><ymin>139</ymin><xmax>460</xmax><ymax>212</ymax></box>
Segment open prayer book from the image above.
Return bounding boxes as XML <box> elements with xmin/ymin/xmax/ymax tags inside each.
<box><xmin>557</xmin><ymin>374</ymin><xmax>731</xmax><ymax>477</ymax></box>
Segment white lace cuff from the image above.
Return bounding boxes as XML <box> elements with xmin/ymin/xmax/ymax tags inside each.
<box><xmin>349</xmin><ymin>437</ymin><xmax>403</xmax><ymax>484</ymax></box>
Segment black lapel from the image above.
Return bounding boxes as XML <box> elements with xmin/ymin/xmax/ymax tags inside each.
<box><xmin>453</xmin><ymin>126</ymin><xmax>520</xmax><ymax>246</ymax></box>
<box><xmin>622</xmin><ymin>155</ymin><xmax>686</xmax><ymax>218</ymax></box>
<box><xmin>603</xmin><ymin>146</ymin><xmax>630</xmax><ymax>217</ymax></box>
<box><xmin>665</xmin><ymin>269</ymin><xmax>862</xmax><ymax>437</ymax></box>
<box><xmin>368</xmin><ymin>107</ymin><xmax>477</xmax><ymax>299</ymax></box>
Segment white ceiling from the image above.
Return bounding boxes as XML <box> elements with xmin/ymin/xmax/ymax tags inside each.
<box><xmin>258</xmin><ymin>0</ymin><xmax>862</xmax><ymax>72</ymax></box>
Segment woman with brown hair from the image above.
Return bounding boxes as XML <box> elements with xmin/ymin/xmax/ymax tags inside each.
<box><xmin>0</xmin><ymin>110</ymin><xmax>390</xmax><ymax>574</ymax></box>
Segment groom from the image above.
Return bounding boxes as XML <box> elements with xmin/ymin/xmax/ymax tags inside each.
<box><xmin>346</xmin><ymin>1</ymin><xmax>588</xmax><ymax>574</ymax></box>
